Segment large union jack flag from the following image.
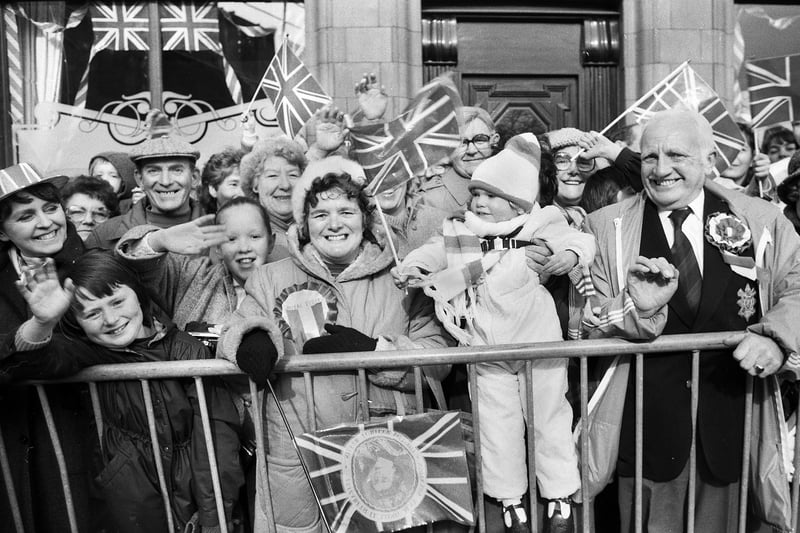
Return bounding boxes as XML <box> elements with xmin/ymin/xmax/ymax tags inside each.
<box><xmin>296</xmin><ymin>411</ymin><xmax>474</xmax><ymax>533</ymax></box>
<box><xmin>603</xmin><ymin>62</ymin><xmax>747</xmax><ymax>174</ymax></box>
<box><xmin>160</xmin><ymin>2</ymin><xmax>219</xmax><ymax>52</ymax></box>
<box><xmin>259</xmin><ymin>41</ymin><xmax>331</xmax><ymax>138</ymax></box>
<box><xmin>350</xmin><ymin>76</ymin><xmax>463</xmax><ymax>195</ymax></box>
<box><xmin>746</xmin><ymin>53</ymin><xmax>800</xmax><ymax>128</ymax></box>
<box><xmin>90</xmin><ymin>2</ymin><xmax>149</xmax><ymax>51</ymax></box>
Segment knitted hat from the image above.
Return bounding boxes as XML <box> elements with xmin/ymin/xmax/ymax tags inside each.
<box><xmin>546</xmin><ymin>127</ymin><xmax>585</xmax><ymax>151</ymax></box>
<box><xmin>777</xmin><ymin>151</ymin><xmax>800</xmax><ymax>205</ymax></box>
<box><xmin>129</xmin><ymin>110</ymin><xmax>200</xmax><ymax>163</ymax></box>
<box><xmin>89</xmin><ymin>151</ymin><xmax>138</xmax><ymax>200</ymax></box>
<box><xmin>291</xmin><ymin>155</ymin><xmax>367</xmax><ymax>227</ymax></box>
<box><xmin>0</xmin><ymin>163</ymin><xmax>68</xmax><ymax>203</ymax></box>
<box><xmin>468</xmin><ymin>132</ymin><xmax>541</xmax><ymax>211</ymax></box>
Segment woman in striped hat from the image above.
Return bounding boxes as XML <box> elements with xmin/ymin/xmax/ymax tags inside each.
<box><xmin>0</xmin><ymin>162</ymin><xmax>91</xmax><ymax>533</ymax></box>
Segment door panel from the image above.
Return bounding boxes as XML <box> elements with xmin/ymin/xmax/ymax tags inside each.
<box><xmin>461</xmin><ymin>75</ymin><xmax>578</xmax><ymax>146</ymax></box>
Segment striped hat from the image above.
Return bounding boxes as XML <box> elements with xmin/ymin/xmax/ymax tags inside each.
<box><xmin>0</xmin><ymin>163</ymin><xmax>68</xmax><ymax>203</ymax></box>
<box><xmin>469</xmin><ymin>132</ymin><xmax>542</xmax><ymax>211</ymax></box>
<box><xmin>129</xmin><ymin>110</ymin><xmax>200</xmax><ymax>163</ymax></box>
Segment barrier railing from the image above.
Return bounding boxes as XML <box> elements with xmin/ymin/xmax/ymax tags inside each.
<box><xmin>4</xmin><ymin>330</ymin><xmax>793</xmax><ymax>533</ymax></box>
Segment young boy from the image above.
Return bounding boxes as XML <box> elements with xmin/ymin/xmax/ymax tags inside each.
<box><xmin>393</xmin><ymin>133</ymin><xmax>595</xmax><ymax>533</ymax></box>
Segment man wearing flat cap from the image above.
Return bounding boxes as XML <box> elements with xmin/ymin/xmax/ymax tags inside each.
<box><xmin>85</xmin><ymin>110</ymin><xmax>202</xmax><ymax>250</ymax></box>
<box><xmin>583</xmin><ymin>109</ymin><xmax>800</xmax><ymax>532</ymax></box>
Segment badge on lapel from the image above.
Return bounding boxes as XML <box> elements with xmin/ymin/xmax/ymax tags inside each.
<box><xmin>737</xmin><ymin>284</ymin><xmax>757</xmax><ymax>321</ymax></box>
<box><xmin>705</xmin><ymin>212</ymin><xmax>757</xmax><ymax>278</ymax></box>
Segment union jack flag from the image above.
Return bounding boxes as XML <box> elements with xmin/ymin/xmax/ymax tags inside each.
<box><xmin>160</xmin><ymin>2</ymin><xmax>219</xmax><ymax>52</ymax></box>
<box><xmin>603</xmin><ymin>63</ymin><xmax>747</xmax><ymax>174</ymax></box>
<box><xmin>259</xmin><ymin>41</ymin><xmax>331</xmax><ymax>138</ymax></box>
<box><xmin>90</xmin><ymin>2</ymin><xmax>149</xmax><ymax>51</ymax></box>
<box><xmin>350</xmin><ymin>76</ymin><xmax>463</xmax><ymax>195</ymax></box>
<box><xmin>746</xmin><ymin>53</ymin><xmax>800</xmax><ymax>128</ymax></box>
<box><xmin>296</xmin><ymin>411</ymin><xmax>474</xmax><ymax>533</ymax></box>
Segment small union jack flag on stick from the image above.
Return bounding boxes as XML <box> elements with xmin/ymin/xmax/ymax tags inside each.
<box><xmin>253</xmin><ymin>38</ymin><xmax>331</xmax><ymax>138</ymax></box>
<box><xmin>602</xmin><ymin>61</ymin><xmax>747</xmax><ymax>174</ymax></box>
<box><xmin>296</xmin><ymin>411</ymin><xmax>474</xmax><ymax>533</ymax></box>
<box><xmin>746</xmin><ymin>53</ymin><xmax>800</xmax><ymax>128</ymax></box>
<box><xmin>350</xmin><ymin>75</ymin><xmax>463</xmax><ymax>195</ymax></box>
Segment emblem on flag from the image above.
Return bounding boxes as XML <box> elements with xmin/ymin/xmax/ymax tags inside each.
<box><xmin>746</xmin><ymin>53</ymin><xmax>800</xmax><ymax>128</ymax></box>
<box><xmin>296</xmin><ymin>411</ymin><xmax>474</xmax><ymax>533</ymax></box>
<box><xmin>258</xmin><ymin>40</ymin><xmax>332</xmax><ymax>138</ymax></box>
<box><xmin>350</xmin><ymin>76</ymin><xmax>463</xmax><ymax>195</ymax></box>
<box><xmin>603</xmin><ymin>62</ymin><xmax>747</xmax><ymax>174</ymax></box>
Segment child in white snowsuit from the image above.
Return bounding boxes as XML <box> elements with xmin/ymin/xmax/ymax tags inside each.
<box><xmin>393</xmin><ymin>133</ymin><xmax>595</xmax><ymax>533</ymax></box>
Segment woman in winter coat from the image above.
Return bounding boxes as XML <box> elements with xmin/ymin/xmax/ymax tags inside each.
<box><xmin>0</xmin><ymin>163</ymin><xmax>91</xmax><ymax>533</ymax></box>
<box><xmin>218</xmin><ymin>156</ymin><xmax>452</xmax><ymax>533</ymax></box>
<box><xmin>0</xmin><ymin>251</ymin><xmax>243</xmax><ymax>533</ymax></box>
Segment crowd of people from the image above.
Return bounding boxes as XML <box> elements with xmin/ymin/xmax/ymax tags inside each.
<box><xmin>1</xmin><ymin>73</ymin><xmax>800</xmax><ymax>533</ymax></box>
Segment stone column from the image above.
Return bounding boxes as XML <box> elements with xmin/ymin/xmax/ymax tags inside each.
<box><xmin>622</xmin><ymin>0</ymin><xmax>736</xmax><ymax>109</ymax></box>
<box><xmin>304</xmin><ymin>0</ymin><xmax>422</xmax><ymax>117</ymax></box>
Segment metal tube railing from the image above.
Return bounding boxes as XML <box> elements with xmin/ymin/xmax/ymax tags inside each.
<box><xmin>7</xmin><ymin>330</ymin><xmax>772</xmax><ymax>533</ymax></box>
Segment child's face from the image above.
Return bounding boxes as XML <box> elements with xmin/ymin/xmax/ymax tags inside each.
<box><xmin>211</xmin><ymin>171</ymin><xmax>244</xmax><ymax>210</ymax></box>
<box><xmin>74</xmin><ymin>285</ymin><xmax>147</xmax><ymax>349</ymax></box>
<box><xmin>217</xmin><ymin>204</ymin><xmax>272</xmax><ymax>285</ymax></box>
<box><xmin>469</xmin><ymin>189</ymin><xmax>520</xmax><ymax>223</ymax></box>
<box><xmin>91</xmin><ymin>160</ymin><xmax>122</xmax><ymax>193</ymax></box>
<box><xmin>766</xmin><ymin>139</ymin><xmax>797</xmax><ymax>163</ymax></box>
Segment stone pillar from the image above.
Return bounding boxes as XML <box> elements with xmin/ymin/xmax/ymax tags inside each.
<box><xmin>304</xmin><ymin>0</ymin><xmax>422</xmax><ymax>117</ymax></box>
<box><xmin>622</xmin><ymin>0</ymin><xmax>736</xmax><ymax>109</ymax></box>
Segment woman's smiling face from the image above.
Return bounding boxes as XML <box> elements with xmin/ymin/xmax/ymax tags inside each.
<box><xmin>0</xmin><ymin>193</ymin><xmax>67</xmax><ymax>257</ymax></box>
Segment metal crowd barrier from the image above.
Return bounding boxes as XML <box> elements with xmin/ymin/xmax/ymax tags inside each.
<box><xmin>4</xmin><ymin>331</ymin><xmax>796</xmax><ymax>533</ymax></box>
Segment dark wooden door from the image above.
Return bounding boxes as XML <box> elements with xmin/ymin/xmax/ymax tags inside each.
<box><xmin>461</xmin><ymin>75</ymin><xmax>578</xmax><ymax>146</ymax></box>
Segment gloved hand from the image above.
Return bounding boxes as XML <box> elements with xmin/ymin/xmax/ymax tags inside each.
<box><xmin>302</xmin><ymin>324</ymin><xmax>377</xmax><ymax>354</ymax></box>
<box><xmin>236</xmin><ymin>329</ymin><xmax>278</xmax><ymax>389</ymax></box>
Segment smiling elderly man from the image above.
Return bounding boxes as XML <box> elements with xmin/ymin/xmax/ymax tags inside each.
<box><xmin>583</xmin><ymin>109</ymin><xmax>800</xmax><ymax>532</ymax></box>
<box><xmin>86</xmin><ymin>110</ymin><xmax>202</xmax><ymax>250</ymax></box>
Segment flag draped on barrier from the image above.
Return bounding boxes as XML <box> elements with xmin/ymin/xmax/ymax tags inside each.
<box><xmin>350</xmin><ymin>76</ymin><xmax>463</xmax><ymax>195</ymax></box>
<box><xmin>602</xmin><ymin>62</ymin><xmax>747</xmax><ymax>174</ymax></box>
<box><xmin>746</xmin><ymin>53</ymin><xmax>800</xmax><ymax>128</ymax></box>
<box><xmin>295</xmin><ymin>411</ymin><xmax>474</xmax><ymax>533</ymax></box>
<box><xmin>256</xmin><ymin>39</ymin><xmax>331</xmax><ymax>138</ymax></box>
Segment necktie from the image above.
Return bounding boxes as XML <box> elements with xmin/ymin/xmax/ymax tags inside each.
<box><xmin>669</xmin><ymin>208</ymin><xmax>702</xmax><ymax>316</ymax></box>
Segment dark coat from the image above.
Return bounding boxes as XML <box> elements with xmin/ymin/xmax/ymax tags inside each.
<box><xmin>1</xmin><ymin>324</ymin><xmax>243</xmax><ymax>532</ymax></box>
<box><xmin>0</xmin><ymin>223</ymin><xmax>92</xmax><ymax>533</ymax></box>
<box><xmin>617</xmin><ymin>193</ymin><xmax>758</xmax><ymax>483</ymax></box>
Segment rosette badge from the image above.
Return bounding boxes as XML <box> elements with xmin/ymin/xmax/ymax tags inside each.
<box><xmin>704</xmin><ymin>212</ymin><xmax>752</xmax><ymax>255</ymax></box>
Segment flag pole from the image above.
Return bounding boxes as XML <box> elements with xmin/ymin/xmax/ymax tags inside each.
<box><xmin>374</xmin><ymin>200</ymin><xmax>402</xmax><ymax>267</ymax></box>
<box><xmin>267</xmin><ymin>381</ymin><xmax>334</xmax><ymax>533</ymax></box>
<box><xmin>241</xmin><ymin>34</ymin><xmax>290</xmax><ymax>123</ymax></box>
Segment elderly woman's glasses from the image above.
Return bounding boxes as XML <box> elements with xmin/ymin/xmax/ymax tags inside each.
<box><xmin>66</xmin><ymin>206</ymin><xmax>110</xmax><ymax>223</ymax></box>
<box><xmin>554</xmin><ymin>153</ymin><xmax>595</xmax><ymax>173</ymax></box>
<box><xmin>460</xmin><ymin>134</ymin><xmax>492</xmax><ymax>150</ymax></box>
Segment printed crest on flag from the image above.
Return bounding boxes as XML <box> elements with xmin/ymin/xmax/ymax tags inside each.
<box><xmin>350</xmin><ymin>76</ymin><xmax>463</xmax><ymax>195</ymax></box>
<box><xmin>603</xmin><ymin>63</ymin><xmax>747</xmax><ymax>174</ymax></box>
<box><xmin>296</xmin><ymin>411</ymin><xmax>474</xmax><ymax>533</ymax></box>
<box><xmin>746</xmin><ymin>53</ymin><xmax>800</xmax><ymax>128</ymax></box>
<box><xmin>259</xmin><ymin>41</ymin><xmax>332</xmax><ymax>138</ymax></box>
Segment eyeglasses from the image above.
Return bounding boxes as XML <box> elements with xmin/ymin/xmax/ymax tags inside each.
<box><xmin>459</xmin><ymin>134</ymin><xmax>492</xmax><ymax>150</ymax></box>
<box><xmin>554</xmin><ymin>152</ymin><xmax>595</xmax><ymax>173</ymax></box>
<box><xmin>66</xmin><ymin>206</ymin><xmax>111</xmax><ymax>223</ymax></box>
